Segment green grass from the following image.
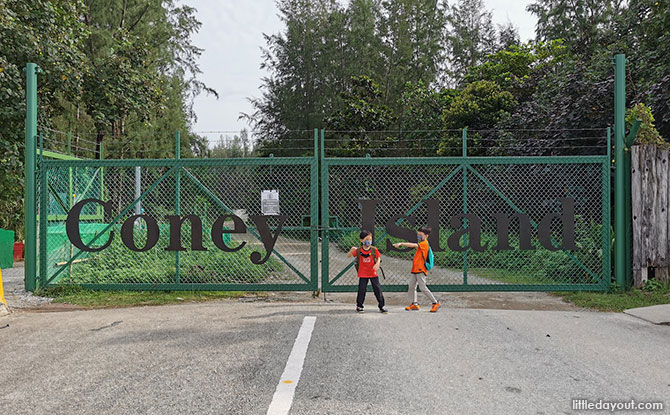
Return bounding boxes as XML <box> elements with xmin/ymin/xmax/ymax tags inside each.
<box><xmin>37</xmin><ymin>285</ymin><xmax>256</xmax><ymax>308</ymax></box>
<box><xmin>472</xmin><ymin>268</ymin><xmax>557</xmax><ymax>285</ymax></box>
<box><xmin>554</xmin><ymin>280</ymin><xmax>670</xmax><ymax>312</ymax></box>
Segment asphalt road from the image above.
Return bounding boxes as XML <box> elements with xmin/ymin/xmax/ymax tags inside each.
<box><xmin>1</xmin><ymin>301</ymin><xmax>669</xmax><ymax>415</ymax></box>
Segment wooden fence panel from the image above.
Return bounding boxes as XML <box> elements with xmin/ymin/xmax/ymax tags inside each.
<box><xmin>631</xmin><ymin>144</ymin><xmax>670</xmax><ymax>286</ymax></box>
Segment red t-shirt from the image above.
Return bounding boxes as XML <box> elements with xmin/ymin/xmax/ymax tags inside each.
<box><xmin>353</xmin><ymin>247</ymin><xmax>380</xmax><ymax>278</ymax></box>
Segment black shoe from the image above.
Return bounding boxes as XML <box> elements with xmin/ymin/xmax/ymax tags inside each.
<box><xmin>356</xmin><ymin>306</ymin><xmax>364</xmax><ymax>312</ymax></box>
<box><xmin>379</xmin><ymin>307</ymin><xmax>388</xmax><ymax>313</ymax></box>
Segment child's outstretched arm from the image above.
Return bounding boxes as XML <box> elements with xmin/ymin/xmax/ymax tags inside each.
<box><xmin>393</xmin><ymin>242</ymin><xmax>418</xmax><ymax>249</ymax></box>
<box><xmin>346</xmin><ymin>247</ymin><xmax>357</xmax><ymax>258</ymax></box>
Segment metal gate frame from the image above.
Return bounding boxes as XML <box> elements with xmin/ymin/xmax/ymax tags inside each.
<box><xmin>32</xmin><ymin>132</ymin><xmax>320</xmax><ymax>292</ymax></box>
<box><xmin>320</xmin><ymin>130</ymin><xmax>611</xmax><ymax>292</ymax></box>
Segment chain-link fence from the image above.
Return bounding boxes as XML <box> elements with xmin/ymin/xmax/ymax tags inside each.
<box><xmin>321</xmin><ymin>129</ymin><xmax>611</xmax><ymax>292</ymax></box>
<box><xmin>36</xmin><ymin>157</ymin><xmax>319</xmax><ymax>291</ymax></box>
<box><xmin>31</xmin><ymin>127</ymin><xmax>610</xmax><ymax>292</ymax></box>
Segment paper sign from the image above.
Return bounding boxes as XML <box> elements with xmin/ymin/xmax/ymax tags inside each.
<box><xmin>261</xmin><ymin>190</ymin><xmax>280</xmax><ymax>215</ymax></box>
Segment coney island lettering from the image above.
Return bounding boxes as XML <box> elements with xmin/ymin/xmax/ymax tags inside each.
<box><xmin>66</xmin><ymin>197</ymin><xmax>577</xmax><ymax>265</ymax></box>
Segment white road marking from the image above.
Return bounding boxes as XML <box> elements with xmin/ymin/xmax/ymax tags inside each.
<box><xmin>266</xmin><ymin>316</ymin><xmax>316</xmax><ymax>415</ymax></box>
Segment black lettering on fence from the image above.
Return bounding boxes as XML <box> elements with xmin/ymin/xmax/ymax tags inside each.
<box><xmin>66</xmin><ymin>198</ymin><xmax>114</xmax><ymax>252</ymax></box>
<box><xmin>385</xmin><ymin>213</ymin><xmax>416</xmax><ymax>252</ymax></box>
<box><xmin>249</xmin><ymin>215</ymin><xmax>287</xmax><ymax>265</ymax></box>
<box><xmin>211</xmin><ymin>214</ymin><xmax>247</xmax><ymax>252</ymax></box>
<box><xmin>165</xmin><ymin>215</ymin><xmax>207</xmax><ymax>251</ymax></box>
<box><xmin>121</xmin><ymin>214</ymin><xmax>159</xmax><ymax>252</ymax></box>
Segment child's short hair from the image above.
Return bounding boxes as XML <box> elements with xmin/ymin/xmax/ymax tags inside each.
<box><xmin>359</xmin><ymin>230</ymin><xmax>372</xmax><ymax>239</ymax></box>
<box><xmin>418</xmin><ymin>226</ymin><xmax>431</xmax><ymax>235</ymax></box>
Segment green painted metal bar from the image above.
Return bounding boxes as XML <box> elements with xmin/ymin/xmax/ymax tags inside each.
<box><xmin>99</xmin><ymin>142</ymin><xmax>105</xmax><ymax>217</ymax></box>
<box><xmin>39</xmin><ymin>133</ymin><xmax>47</xmax><ymax>288</ymax></box>
<box><xmin>180</xmin><ymin>168</ymin><xmax>311</xmax><ymax>284</ymax></box>
<box><xmin>327</xmin><ymin>164</ymin><xmax>463</xmax><ymax>286</ymax></box>
<box><xmin>310</xmin><ymin>129</ymin><xmax>319</xmax><ymax>291</ymax></box>
<box><xmin>175</xmin><ymin>131</ymin><xmax>181</xmax><ymax>285</ymax></box>
<box><xmin>322</xmin><ymin>283</ymin><xmax>608</xmax><ymax>293</ymax></box>
<box><xmin>38</xmin><ymin>214</ymin><xmax>106</xmax><ymax>221</ymax></box>
<box><xmin>68</xmin><ymin>132</ymin><xmax>73</xmax><ymax>279</ymax></box>
<box><xmin>318</xmin><ymin>156</ymin><xmax>607</xmax><ymax>166</ymax></box>
<box><xmin>41</xmin><ymin>150</ymin><xmax>81</xmax><ymax>161</ymax></box>
<box><xmin>624</xmin><ymin>129</ymin><xmax>632</xmax><ymax>289</ymax></box>
<box><xmin>74</xmin><ymin>167</ymin><xmax>102</xmax><ymax>203</ymax></box>
<box><xmin>466</xmin><ymin>165</ymin><xmax>601</xmax><ymax>283</ymax></box>
<box><xmin>623</xmin><ymin>120</ymin><xmax>640</xmax><ymax>289</ymax></box>
<box><xmin>46</xmin><ymin>166</ymin><xmax>179</xmax><ymax>285</ymax></box>
<box><xmin>462</xmin><ymin>128</ymin><xmax>468</xmax><ymax>285</ymax></box>
<box><xmin>24</xmin><ymin>63</ymin><xmax>38</xmax><ymax>291</ymax></box>
<box><xmin>602</xmin><ymin>127</ymin><xmax>612</xmax><ymax>290</ymax></box>
<box><xmin>43</xmin><ymin>157</ymin><xmax>316</xmax><ymax>168</ymax></box>
<box><xmin>47</xmin><ymin>182</ymin><xmax>69</xmax><ymax>214</ymax></box>
<box><xmin>626</xmin><ymin>120</ymin><xmax>641</xmax><ymax>147</ymax></box>
<box><xmin>320</xmin><ymin>129</ymin><xmax>330</xmax><ymax>291</ymax></box>
<box><xmin>614</xmin><ymin>54</ymin><xmax>626</xmax><ymax>290</ymax></box>
<box><xmin>75</xmin><ymin>283</ymin><xmax>341</xmax><ymax>292</ymax></box>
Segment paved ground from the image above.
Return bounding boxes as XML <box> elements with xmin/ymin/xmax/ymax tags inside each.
<box><xmin>1</xmin><ymin>262</ymin><xmax>53</xmax><ymax>310</ymax></box>
<box><xmin>1</xmin><ymin>300</ymin><xmax>669</xmax><ymax>415</ymax></box>
<box><xmin>625</xmin><ymin>304</ymin><xmax>670</xmax><ymax>325</ymax></box>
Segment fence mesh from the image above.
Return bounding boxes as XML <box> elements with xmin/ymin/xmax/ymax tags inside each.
<box><xmin>37</xmin><ymin>161</ymin><xmax>316</xmax><ymax>289</ymax></box>
<box><xmin>323</xmin><ymin>160</ymin><xmax>609</xmax><ymax>290</ymax></box>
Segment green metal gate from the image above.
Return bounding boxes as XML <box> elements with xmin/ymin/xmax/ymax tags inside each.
<box><xmin>320</xmin><ymin>130</ymin><xmax>611</xmax><ymax>292</ymax></box>
<box><xmin>34</xmin><ymin>133</ymin><xmax>319</xmax><ymax>291</ymax></box>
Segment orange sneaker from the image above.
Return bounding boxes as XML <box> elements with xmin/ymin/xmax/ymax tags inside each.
<box><xmin>405</xmin><ymin>303</ymin><xmax>420</xmax><ymax>311</ymax></box>
<box><xmin>430</xmin><ymin>301</ymin><xmax>441</xmax><ymax>312</ymax></box>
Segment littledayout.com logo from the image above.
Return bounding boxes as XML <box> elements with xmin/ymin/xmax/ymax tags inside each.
<box><xmin>65</xmin><ymin>197</ymin><xmax>578</xmax><ymax>265</ymax></box>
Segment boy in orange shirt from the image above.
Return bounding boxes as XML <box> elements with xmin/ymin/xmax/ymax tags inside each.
<box><xmin>393</xmin><ymin>226</ymin><xmax>441</xmax><ymax>312</ymax></box>
<box><xmin>347</xmin><ymin>230</ymin><xmax>388</xmax><ymax>313</ymax></box>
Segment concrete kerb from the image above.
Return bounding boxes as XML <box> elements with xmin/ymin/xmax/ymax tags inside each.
<box><xmin>623</xmin><ymin>304</ymin><xmax>670</xmax><ymax>325</ymax></box>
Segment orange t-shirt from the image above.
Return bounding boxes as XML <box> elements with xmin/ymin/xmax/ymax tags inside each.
<box><xmin>411</xmin><ymin>240</ymin><xmax>430</xmax><ymax>274</ymax></box>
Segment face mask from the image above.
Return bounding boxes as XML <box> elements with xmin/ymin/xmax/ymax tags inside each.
<box><xmin>417</xmin><ymin>235</ymin><xmax>424</xmax><ymax>242</ymax></box>
<box><xmin>361</xmin><ymin>240</ymin><xmax>372</xmax><ymax>248</ymax></box>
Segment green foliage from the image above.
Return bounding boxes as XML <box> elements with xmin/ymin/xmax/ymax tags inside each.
<box><xmin>0</xmin><ymin>0</ymin><xmax>88</xmax><ymax>240</ymax></box>
<box><xmin>38</xmin><ymin>285</ymin><xmax>248</xmax><ymax>308</ymax></box>
<box><xmin>334</xmin><ymin>220</ymin><xmax>604</xmax><ymax>285</ymax></box>
<box><xmin>0</xmin><ymin>0</ymin><xmax>213</xmax><ymax>239</ymax></box>
<box><xmin>626</xmin><ymin>103</ymin><xmax>668</xmax><ymax>148</ymax></box>
<box><xmin>64</xmin><ymin>225</ymin><xmax>283</xmax><ymax>285</ymax></box>
<box><xmin>558</xmin><ymin>284</ymin><xmax>670</xmax><ymax>312</ymax></box>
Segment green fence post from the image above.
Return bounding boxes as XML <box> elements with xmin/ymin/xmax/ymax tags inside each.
<box><xmin>39</xmin><ymin>133</ymin><xmax>47</xmax><ymax>288</ymax></box>
<box><xmin>175</xmin><ymin>131</ymin><xmax>181</xmax><ymax>286</ymax></box>
<box><xmin>24</xmin><ymin>63</ymin><xmax>38</xmax><ymax>292</ymax></box>
<box><xmin>462</xmin><ymin>128</ymin><xmax>468</xmax><ymax>285</ymax></box>
<box><xmin>98</xmin><ymin>141</ymin><xmax>105</xmax><ymax>217</ymax></box>
<box><xmin>67</xmin><ymin>132</ymin><xmax>73</xmax><ymax>278</ymax></box>
<box><xmin>311</xmin><ymin>128</ymin><xmax>319</xmax><ymax>291</ymax></box>
<box><xmin>624</xmin><ymin>129</ymin><xmax>632</xmax><ymax>290</ymax></box>
<box><xmin>614</xmin><ymin>54</ymin><xmax>626</xmax><ymax>290</ymax></box>
<box><xmin>320</xmin><ymin>129</ymin><xmax>329</xmax><ymax>292</ymax></box>
<box><xmin>602</xmin><ymin>127</ymin><xmax>612</xmax><ymax>290</ymax></box>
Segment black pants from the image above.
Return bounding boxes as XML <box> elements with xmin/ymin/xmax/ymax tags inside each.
<box><xmin>356</xmin><ymin>277</ymin><xmax>385</xmax><ymax>309</ymax></box>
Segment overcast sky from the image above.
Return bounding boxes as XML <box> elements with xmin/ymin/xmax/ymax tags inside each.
<box><xmin>186</xmin><ymin>1</ymin><xmax>537</xmax><ymax>140</ymax></box>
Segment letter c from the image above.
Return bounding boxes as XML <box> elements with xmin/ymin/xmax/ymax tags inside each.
<box><xmin>66</xmin><ymin>198</ymin><xmax>114</xmax><ymax>252</ymax></box>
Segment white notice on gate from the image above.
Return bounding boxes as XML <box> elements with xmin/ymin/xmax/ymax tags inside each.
<box><xmin>261</xmin><ymin>190</ymin><xmax>280</xmax><ymax>215</ymax></box>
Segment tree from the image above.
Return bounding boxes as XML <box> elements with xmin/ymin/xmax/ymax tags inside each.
<box><xmin>443</xmin><ymin>0</ymin><xmax>498</xmax><ymax>86</ymax></box>
<box><xmin>79</xmin><ymin>0</ymin><xmax>215</xmax><ymax>158</ymax></box>
<box><xmin>324</xmin><ymin>76</ymin><xmax>396</xmax><ymax>156</ymax></box>
<box><xmin>247</xmin><ymin>0</ymin><xmax>448</xmax><ymax>149</ymax></box>
<box><xmin>527</xmin><ymin>0</ymin><xmax>624</xmax><ymax>56</ymax></box>
<box><xmin>0</xmin><ymin>0</ymin><xmax>88</xmax><ymax>239</ymax></box>
<box><xmin>440</xmin><ymin>80</ymin><xmax>517</xmax><ymax>155</ymax></box>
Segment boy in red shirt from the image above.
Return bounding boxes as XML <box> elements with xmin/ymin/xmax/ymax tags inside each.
<box><xmin>347</xmin><ymin>230</ymin><xmax>388</xmax><ymax>313</ymax></box>
<box><xmin>393</xmin><ymin>226</ymin><xmax>441</xmax><ymax>312</ymax></box>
